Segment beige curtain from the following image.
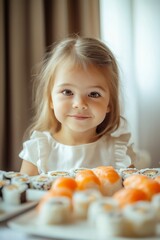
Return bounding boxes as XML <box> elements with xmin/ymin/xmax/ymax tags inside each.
<box><xmin>0</xmin><ymin>0</ymin><xmax>100</xmax><ymax>171</ymax></box>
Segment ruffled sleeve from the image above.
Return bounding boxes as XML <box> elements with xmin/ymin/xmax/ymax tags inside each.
<box><xmin>111</xmin><ymin>120</ymin><xmax>137</xmax><ymax>169</ymax></box>
<box><xmin>19</xmin><ymin>131</ymin><xmax>52</xmax><ymax>174</ymax></box>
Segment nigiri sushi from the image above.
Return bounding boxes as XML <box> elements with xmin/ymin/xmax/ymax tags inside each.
<box><xmin>124</xmin><ymin>175</ymin><xmax>160</xmax><ymax>200</ymax></box>
<box><xmin>93</xmin><ymin>166</ymin><xmax>122</xmax><ymax>196</ymax></box>
<box><xmin>113</xmin><ymin>188</ymin><xmax>149</xmax><ymax>208</ymax></box>
<box><xmin>51</xmin><ymin>177</ymin><xmax>77</xmax><ymax>192</ymax></box>
<box><xmin>75</xmin><ymin>169</ymin><xmax>101</xmax><ymax>191</ymax></box>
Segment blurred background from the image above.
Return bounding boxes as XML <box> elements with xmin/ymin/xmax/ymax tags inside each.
<box><xmin>0</xmin><ymin>0</ymin><xmax>160</xmax><ymax>171</ymax></box>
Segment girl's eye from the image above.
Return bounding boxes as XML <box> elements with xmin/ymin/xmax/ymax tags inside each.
<box><xmin>88</xmin><ymin>91</ymin><xmax>101</xmax><ymax>98</ymax></box>
<box><xmin>62</xmin><ymin>89</ymin><xmax>73</xmax><ymax>96</ymax></box>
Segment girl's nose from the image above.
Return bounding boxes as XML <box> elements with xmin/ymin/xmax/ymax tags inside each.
<box><xmin>72</xmin><ymin>96</ymin><xmax>88</xmax><ymax>110</ymax></box>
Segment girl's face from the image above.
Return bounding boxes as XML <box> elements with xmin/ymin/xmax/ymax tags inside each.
<box><xmin>51</xmin><ymin>64</ymin><xmax>110</xmax><ymax>139</ymax></box>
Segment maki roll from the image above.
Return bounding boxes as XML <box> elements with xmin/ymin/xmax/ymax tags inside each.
<box><xmin>72</xmin><ymin>189</ymin><xmax>102</xmax><ymax>219</ymax></box>
<box><xmin>88</xmin><ymin>197</ymin><xmax>118</xmax><ymax>225</ymax></box>
<box><xmin>139</xmin><ymin>168</ymin><xmax>160</xmax><ymax>178</ymax></box>
<box><xmin>119</xmin><ymin>168</ymin><xmax>139</xmax><ymax>180</ymax></box>
<box><xmin>123</xmin><ymin>201</ymin><xmax>157</xmax><ymax>237</ymax></box>
<box><xmin>0</xmin><ymin>179</ymin><xmax>10</xmax><ymax>197</ymax></box>
<box><xmin>30</xmin><ymin>174</ymin><xmax>53</xmax><ymax>191</ymax></box>
<box><xmin>2</xmin><ymin>183</ymin><xmax>28</xmax><ymax>205</ymax></box>
<box><xmin>95</xmin><ymin>210</ymin><xmax>127</xmax><ymax>238</ymax></box>
<box><xmin>38</xmin><ymin>196</ymin><xmax>72</xmax><ymax>225</ymax></box>
<box><xmin>151</xmin><ymin>193</ymin><xmax>160</xmax><ymax>221</ymax></box>
<box><xmin>4</xmin><ymin>171</ymin><xmax>28</xmax><ymax>182</ymax></box>
<box><xmin>11</xmin><ymin>176</ymin><xmax>31</xmax><ymax>188</ymax></box>
<box><xmin>69</xmin><ymin>168</ymin><xmax>90</xmax><ymax>178</ymax></box>
<box><xmin>0</xmin><ymin>170</ymin><xmax>6</xmax><ymax>180</ymax></box>
<box><xmin>48</xmin><ymin>170</ymin><xmax>70</xmax><ymax>179</ymax></box>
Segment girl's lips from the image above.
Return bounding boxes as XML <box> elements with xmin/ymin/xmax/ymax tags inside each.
<box><xmin>68</xmin><ymin>114</ymin><xmax>91</xmax><ymax>119</ymax></box>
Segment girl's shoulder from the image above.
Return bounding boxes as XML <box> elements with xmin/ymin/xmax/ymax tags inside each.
<box><xmin>30</xmin><ymin>130</ymin><xmax>54</xmax><ymax>140</ymax></box>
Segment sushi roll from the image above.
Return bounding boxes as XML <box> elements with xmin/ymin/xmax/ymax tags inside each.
<box><xmin>93</xmin><ymin>166</ymin><xmax>122</xmax><ymax>196</ymax></box>
<box><xmin>95</xmin><ymin>209</ymin><xmax>127</xmax><ymax>238</ymax></box>
<box><xmin>0</xmin><ymin>179</ymin><xmax>10</xmax><ymax>197</ymax></box>
<box><xmin>123</xmin><ymin>201</ymin><xmax>157</xmax><ymax>237</ymax></box>
<box><xmin>151</xmin><ymin>193</ymin><xmax>160</xmax><ymax>221</ymax></box>
<box><xmin>38</xmin><ymin>196</ymin><xmax>72</xmax><ymax>225</ymax></box>
<box><xmin>72</xmin><ymin>189</ymin><xmax>102</xmax><ymax>219</ymax></box>
<box><xmin>119</xmin><ymin>167</ymin><xmax>139</xmax><ymax>180</ymax></box>
<box><xmin>30</xmin><ymin>174</ymin><xmax>53</xmax><ymax>191</ymax></box>
<box><xmin>2</xmin><ymin>183</ymin><xmax>28</xmax><ymax>205</ymax></box>
<box><xmin>69</xmin><ymin>167</ymin><xmax>90</xmax><ymax>178</ymax></box>
<box><xmin>11</xmin><ymin>176</ymin><xmax>31</xmax><ymax>188</ymax></box>
<box><xmin>139</xmin><ymin>168</ymin><xmax>160</xmax><ymax>178</ymax></box>
<box><xmin>4</xmin><ymin>171</ymin><xmax>28</xmax><ymax>182</ymax></box>
<box><xmin>0</xmin><ymin>170</ymin><xmax>6</xmax><ymax>180</ymax></box>
<box><xmin>75</xmin><ymin>169</ymin><xmax>101</xmax><ymax>191</ymax></box>
<box><xmin>88</xmin><ymin>197</ymin><xmax>118</xmax><ymax>225</ymax></box>
<box><xmin>48</xmin><ymin>170</ymin><xmax>70</xmax><ymax>179</ymax></box>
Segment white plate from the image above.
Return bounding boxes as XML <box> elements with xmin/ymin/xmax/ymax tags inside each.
<box><xmin>0</xmin><ymin>200</ymin><xmax>37</xmax><ymax>222</ymax></box>
<box><xmin>0</xmin><ymin>189</ymin><xmax>46</xmax><ymax>222</ymax></box>
<box><xmin>8</xmin><ymin>209</ymin><xmax>160</xmax><ymax>240</ymax></box>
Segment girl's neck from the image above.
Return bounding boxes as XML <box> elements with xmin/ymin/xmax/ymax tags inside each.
<box><xmin>53</xmin><ymin>128</ymin><xmax>99</xmax><ymax>146</ymax></box>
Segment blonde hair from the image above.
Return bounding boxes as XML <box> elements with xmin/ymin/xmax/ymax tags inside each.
<box><xmin>28</xmin><ymin>36</ymin><xmax>121</xmax><ymax>138</ymax></box>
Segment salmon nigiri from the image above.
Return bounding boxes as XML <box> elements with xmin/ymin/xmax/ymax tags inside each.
<box><xmin>51</xmin><ymin>177</ymin><xmax>77</xmax><ymax>192</ymax></box>
<box><xmin>75</xmin><ymin>169</ymin><xmax>101</xmax><ymax>191</ymax></box>
<box><xmin>93</xmin><ymin>166</ymin><xmax>122</xmax><ymax>196</ymax></box>
<box><xmin>113</xmin><ymin>188</ymin><xmax>149</xmax><ymax>208</ymax></box>
<box><xmin>124</xmin><ymin>174</ymin><xmax>160</xmax><ymax>200</ymax></box>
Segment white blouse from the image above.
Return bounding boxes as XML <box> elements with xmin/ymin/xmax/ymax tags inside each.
<box><xmin>19</xmin><ymin>124</ymin><xmax>137</xmax><ymax>174</ymax></box>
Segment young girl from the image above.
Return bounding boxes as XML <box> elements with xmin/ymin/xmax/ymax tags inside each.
<box><xmin>19</xmin><ymin>36</ymin><xmax>136</xmax><ymax>176</ymax></box>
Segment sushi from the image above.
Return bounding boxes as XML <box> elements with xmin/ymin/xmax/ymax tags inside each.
<box><xmin>75</xmin><ymin>169</ymin><xmax>101</xmax><ymax>191</ymax></box>
<box><xmin>88</xmin><ymin>197</ymin><xmax>118</xmax><ymax>225</ymax></box>
<box><xmin>151</xmin><ymin>193</ymin><xmax>160</xmax><ymax>221</ymax></box>
<box><xmin>139</xmin><ymin>168</ymin><xmax>160</xmax><ymax>178</ymax></box>
<box><xmin>2</xmin><ymin>183</ymin><xmax>28</xmax><ymax>205</ymax></box>
<box><xmin>113</xmin><ymin>188</ymin><xmax>149</xmax><ymax>208</ymax></box>
<box><xmin>37</xmin><ymin>187</ymin><xmax>73</xmax><ymax>212</ymax></box>
<box><xmin>11</xmin><ymin>176</ymin><xmax>31</xmax><ymax>188</ymax></box>
<box><xmin>124</xmin><ymin>175</ymin><xmax>160</xmax><ymax>200</ymax></box>
<box><xmin>118</xmin><ymin>167</ymin><xmax>139</xmax><ymax>180</ymax></box>
<box><xmin>48</xmin><ymin>170</ymin><xmax>70</xmax><ymax>179</ymax></box>
<box><xmin>69</xmin><ymin>168</ymin><xmax>90</xmax><ymax>178</ymax></box>
<box><xmin>30</xmin><ymin>174</ymin><xmax>53</xmax><ymax>191</ymax></box>
<box><xmin>38</xmin><ymin>196</ymin><xmax>72</xmax><ymax>225</ymax></box>
<box><xmin>51</xmin><ymin>177</ymin><xmax>77</xmax><ymax>192</ymax></box>
<box><xmin>0</xmin><ymin>179</ymin><xmax>10</xmax><ymax>197</ymax></box>
<box><xmin>4</xmin><ymin>171</ymin><xmax>28</xmax><ymax>182</ymax></box>
<box><xmin>93</xmin><ymin>166</ymin><xmax>122</xmax><ymax>196</ymax></box>
<box><xmin>72</xmin><ymin>189</ymin><xmax>102</xmax><ymax>219</ymax></box>
<box><xmin>123</xmin><ymin>201</ymin><xmax>157</xmax><ymax>237</ymax></box>
<box><xmin>95</xmin><ymin>209</ymin><xmax>127</xmax><ymax>238</ymax></box>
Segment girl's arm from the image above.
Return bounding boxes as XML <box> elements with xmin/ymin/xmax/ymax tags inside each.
<box><xmin>20</xmin><ymin>160</ymin><xmax>39</xmax><ymax>176</ymax></box>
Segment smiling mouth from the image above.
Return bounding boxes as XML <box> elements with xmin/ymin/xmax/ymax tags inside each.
<box><xmin>68</xmin><ymin>115</ymin><xmax>91</xmax><ymax>120</ymax></box>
